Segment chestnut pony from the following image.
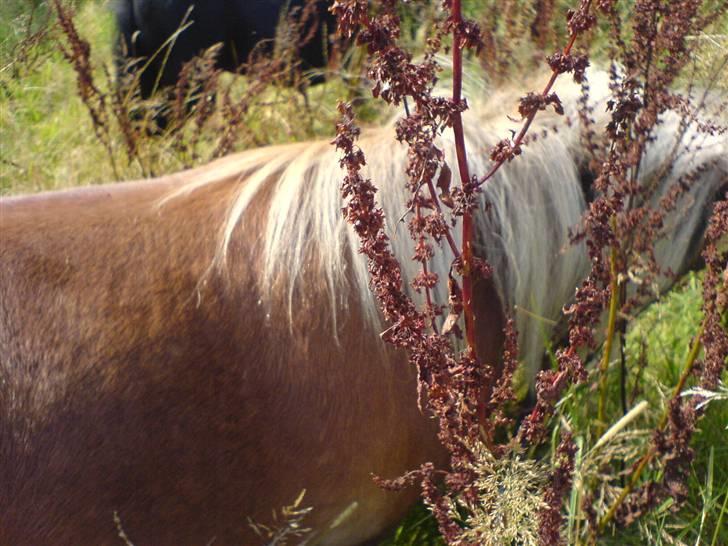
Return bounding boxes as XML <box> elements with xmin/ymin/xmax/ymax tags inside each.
<box><xmin>0</xmin><ymin>72</ymin><xmax>725</xmax><ymax>545</ymax></box>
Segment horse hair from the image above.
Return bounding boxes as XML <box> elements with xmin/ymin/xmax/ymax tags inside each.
<box><xmin>164</xmin><ymin>68</ymin><xmax>727</xmax><ymax>387</ymax></box>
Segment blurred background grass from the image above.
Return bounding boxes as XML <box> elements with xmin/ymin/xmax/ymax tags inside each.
<box><xmin>0</xmin><ymin>0</ymin><xmax>373</xmax><ymax>192</ymax></box>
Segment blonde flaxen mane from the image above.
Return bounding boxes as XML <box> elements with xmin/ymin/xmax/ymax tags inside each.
<box><xmin>165</xmin><ymin>68</ymin><xmax>727</xmax><ymax>386</ymax></box>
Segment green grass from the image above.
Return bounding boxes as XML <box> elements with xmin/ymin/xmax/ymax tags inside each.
<box><xmin>380</xmin><ymin>503</ymin><xmax>444</xmax><ymax>546</ymax></box>
<box><xmin>387</xmin><ymin>273</ymin><xmax>727</xmax><ymax>545</ymax></box>
<box><xmin>0</xmin><ymin>0</ymin><xmax>377</xmax><ymax>194</ymax></box>
<box><xmin>625</xmin><ymin>274</ymin><xmax>728</xmax><ymax>546</ymax></box>
<box><xmin>0</xmin><ymin>0</ymin><xmax>50</xmax><ymax>52</ymax></box>
<box><xmin>1</xmin><ymin>0</ymin><xmax>117</xmax><ymax>192</ymax></box>
<box><xmin>552</xmin><ymin>273</ymin><xmax>728</xmax><ymax>546</ymax></box>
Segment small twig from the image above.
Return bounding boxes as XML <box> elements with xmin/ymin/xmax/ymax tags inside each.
<box><xmin>113</xmin><ymin>511</ymin><xmax>135</xmax><ymax>546</ymax></box>
<box><xmin>590</xmin><ymin>400</ymin><xmax>649</xmax><ymax>454</ymax></box>
<box><xmin>475</xmin><ymin>3</ymin><xmax>593</xmax><ymax>190</ymax></box>
<box><xmin>596</xmin><ymin>237</ymin><xmax>621</xmax><ymax>436</ymax></box>
<box><xmin>618</xmin><ymin>281</ymin><xmax>629</xmax><ymax>417</ymax></box>
<box><xmin>416</xmin><ymin>201</ymin><xmax>439</xmax><ymax>333</ymax></box>
<box><xmin>425</xmin><ymin>178</ymin><xmax>462</xmax><ymax>259</ymax></box>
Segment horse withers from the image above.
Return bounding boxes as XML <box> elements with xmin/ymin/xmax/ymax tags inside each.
<box><xmin>0</xmin><ymin>72</ymin><xmax>725</xmax><ymax>545</ymax></box>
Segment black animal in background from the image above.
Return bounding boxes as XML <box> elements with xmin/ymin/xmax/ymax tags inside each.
<box><xmin>114</xmin><ymin>0</ymin><xmax>336</xmax><ymax>125</ymax></box>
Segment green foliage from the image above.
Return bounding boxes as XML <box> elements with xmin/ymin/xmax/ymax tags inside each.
<box><xmin>0</xmin><ymin>0</ymin><xmax>49</xmax><ymax>55</ymax></box>
<box><xmin>380</xmin><ymin>503</ymin><xmax>444</xmax><ymax>546</ymax></box>
<box><xmin>625</xmin><ymin>275</ymin><xmax>728</xmax><ymax>546</ymax></box>
<box><xmin>552</xmin><ymin>273</ymin><xmax>728</xmax><ymax>546</ymax></box>
<box><xmin>1</xmin><ymin>1</ymin><xmax>116</xmax><ymax>193</ymax></box>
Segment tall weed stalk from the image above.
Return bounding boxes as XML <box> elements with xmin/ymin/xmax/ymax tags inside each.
<box><xmin>50</xmin><ymin>0</ymin><xmax>343</xmax><ymax>179</ymax></box>
<box><xmin>333</xmin><ymin>0</ymin><xmax>726</xmax><ymax>544</ymax></box>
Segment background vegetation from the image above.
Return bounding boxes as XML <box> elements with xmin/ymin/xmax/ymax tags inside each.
<box><xmin>1</xmin><ymin>1</ymin><xmax>726</xmax><ymax>544</ymax></box>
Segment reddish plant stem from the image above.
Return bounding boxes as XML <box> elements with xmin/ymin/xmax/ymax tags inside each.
<box><xmin>417</xmin><ymin>200</ymin><xmax>439</xmax><ymax>333</ymax></box>
<box><xmin>475</xmin><ymin>3</ymin><xmax>590</xmax><ymax>189</ymax></box>
<box><xmin>450</xmin><ymin>0</ymin><xmax>477</xmax><ymax>351</ymax></box>
<box><xmin>425</xmin><ymin>178</ymin><xmax>462</xmax><ymax>259</ymax></box>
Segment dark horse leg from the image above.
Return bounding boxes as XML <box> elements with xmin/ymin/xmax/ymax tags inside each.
<box><xmin>113</xmin><ymin>0</ymin><xmax>228</xmax><ymax>132</ymax></box>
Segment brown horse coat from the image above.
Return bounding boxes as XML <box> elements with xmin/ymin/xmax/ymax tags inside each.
<box><xmin>0</xmin><ymin>173</ymin><xmax>415</xmax><ymax>544</ymax></box>
<box><xmin>0</xmin><ymin>151</ymin><xmax>508</xmax><ymax>545</ymax></box>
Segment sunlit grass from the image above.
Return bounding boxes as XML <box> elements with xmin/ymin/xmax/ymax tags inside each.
<box><xmin>0</xmin><ymin>0</ymin><xmax>383</xmax><ymax>194</ymax></box>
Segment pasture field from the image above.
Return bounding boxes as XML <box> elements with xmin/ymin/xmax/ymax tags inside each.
<box><xmin>1</xmin><ymin>1</ymin><xmax>727</xmax><ymax>545</ymax></box>
<box><xmin>1</xmin><ymin>0</ymin><xmax>366</xmax><ymax>193</ymax></box>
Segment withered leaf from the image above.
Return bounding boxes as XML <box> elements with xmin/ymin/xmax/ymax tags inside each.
<box><xmin>436</xmin><ymin>162</ymin><xmax>452</xmax><ymax>194</ymax></box>
<box><xmin>436</xmin><ymin>163</ymin><xmax>455</xmax><ymax>208</ymax></box>
<box><xmin>442</xmin><ymin>312</ymin><xmax>463</xmax><ymax>338</ymax></box>
<box><xmin>442</xmin><ymin>273</ymin><xmax>464</xmax><ymax>337</ymax></box>
<box><xmin>448</xmin><ymin>273</ymin><xmax>463</xmax><ymax>306</ymax></box>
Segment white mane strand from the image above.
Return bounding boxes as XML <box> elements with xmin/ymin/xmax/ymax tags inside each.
<box><xmin>170</xmin><ymin>69</ymin><xmax>727</xmax><ymax>387</ymax></box>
